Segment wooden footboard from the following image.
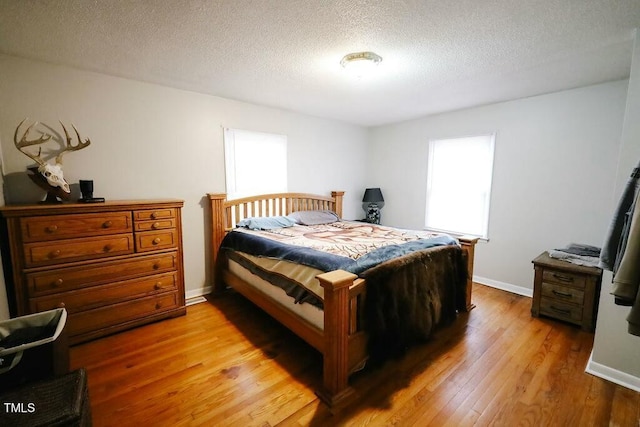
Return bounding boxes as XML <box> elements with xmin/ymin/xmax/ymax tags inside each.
<box><xmin>207</xmin><ymin>191</ymin><xmax>477</xmax><ymax>408</ymax></box>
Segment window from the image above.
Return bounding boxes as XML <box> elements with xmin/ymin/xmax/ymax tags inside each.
<box><xmin>425</xmin><ymin>134</ymin><xmax>495</xmax><ymax>239</ymax></box>
<box><xmin>223</xmin><ymin>128</ymin><xmax>287</xmax><ymax>200</ymax></box>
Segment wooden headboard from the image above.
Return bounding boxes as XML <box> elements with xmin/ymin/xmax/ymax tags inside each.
<box><xmin>207</xmin><ymin>191</ymin><xmax>344</xmax><ymax>272</ymax></box>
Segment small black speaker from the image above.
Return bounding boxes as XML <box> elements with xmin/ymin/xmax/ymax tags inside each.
<box><xmin>78</xmin><ymin>180</ymin><xmax>105</xmax><ymax>203</ymax></box>
<box><xmin>79</xmin><ymin>180</ymin><xmax>93</xmax><ymax>199</ymax></box>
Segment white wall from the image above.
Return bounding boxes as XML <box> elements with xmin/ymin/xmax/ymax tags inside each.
<box><xmin>0</xmin><ymin>54</ymin><xmax>369</xmax><ymax>302</ymax></box>
<box><xmin>369</xmin><ymin>80</ymin><xmax>628</xmax><ymax>295</ymax></box>
<box><xmin>589</xmin><ymin>30</ymin><xmax>640</xmax><ymax>389</ymax></box>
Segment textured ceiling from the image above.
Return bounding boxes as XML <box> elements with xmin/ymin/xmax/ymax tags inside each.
<box><xmin>0</xmin><ymin>0</ymin><xmax>639</xmax><ymax>127</ymax></box>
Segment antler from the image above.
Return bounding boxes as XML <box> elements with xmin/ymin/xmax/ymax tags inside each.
<box><xmin>14</xmin><ymin>118</ymin><xmax>51</xmax><ymax>166</ymax></box>
<box><xmin>56</xmin><ymin>122</ymin><xmax>91</xmax><ymax>164</ymax></box>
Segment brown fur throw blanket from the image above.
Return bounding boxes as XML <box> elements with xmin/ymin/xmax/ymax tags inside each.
<box><xmin>361</xmin><ymin>244</ymin><xmax>467</xmax><ymax>365</ymax></box>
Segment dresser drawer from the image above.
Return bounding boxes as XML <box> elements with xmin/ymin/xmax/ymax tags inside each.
<box><xmin>541</xmin><ymin>282</ymin><xmax>585</xmax><ymax>306</ymax></box>
<box><xmin>26</xmin><ymin>252</ymin><xmax>179</xmax><ymax>297</ymax></box>
<box><xmin>539</xmin><ymin>297</ymin><xmax>583</xmax><ymax>324</ymax></box>
<box><xmin>541</xmin><ymin>269</ymin><xmax>586</xmax><ymax>289</ymax></box>
<box><xmin>134</xmin><ymin>218</ymin><xmax>176</xmax><ymax>232</ymax></box>
<box><xmin>20</xmin><ymin>212</ymin><xmax>132</xmax><ymax>242</ymax></box>
<box><xmin>136</xmin><ymin>229</ymin><xmax>178</xmax><ymax>252</ymax></box>
<box><xmin>29</xmin><ymin>272</ymin><xmax>178</xmax><ymax>313</ymax></box>
<box><xmin>134</xmin><ymin>208</ymin><xmax>176</xmax><ymax>221</ymax></box>
<box><xmin>23</xmin><ymin>234</ymin><xmax>134</xmax><ymax>267</ymax></box>
<box><xmin>67</xmin><ymin>292</ymin><xmax>180</xmax><ymax>336</ymax></box>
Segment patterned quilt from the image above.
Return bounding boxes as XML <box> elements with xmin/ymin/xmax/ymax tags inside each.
<box><xmin>222</xmin><ymin>221</ymin><xmax>458</xmax><ymax>275</ymax></box>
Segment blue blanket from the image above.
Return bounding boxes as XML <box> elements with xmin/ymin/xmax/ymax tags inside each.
<box><xmin>220</xmin><ymin>230</ymin><xmax>458</xmax><ymax>275</ymax></box>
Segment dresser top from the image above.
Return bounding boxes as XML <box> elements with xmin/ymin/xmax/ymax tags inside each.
<box><xmin>0</xmin><ymin>199</ymin><xmax>184</xmax><ymax>217</ymax></box>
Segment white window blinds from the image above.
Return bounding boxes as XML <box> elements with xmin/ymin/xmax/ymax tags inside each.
<box><xmin>223</xmin><ymin>128</ymin><xmax>287</xmax><ymax>200</ymax></box>
<box><xmin>425</xmin><ymin>134</ymin><xmax>495</xmax><ymax>239</ymax></box>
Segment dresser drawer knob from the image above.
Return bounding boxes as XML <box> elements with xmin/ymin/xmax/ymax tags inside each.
<box><xmin>152</xmin><ymin>263</ymin><xmax>161</xmax><ymax>270</ymax></box>
<box><xmin>152</xmin><ymin>237</ymin><xmax>161</xmax><ymax>245</ymax></box>
<box><xmin>155</xmin><ymin>302</ymin><xmax>162</xmax><ymax>309</ymax></box>
<box><xmin>552</xmin><ymin>273</ymin><xmax>574</xmax><ymax>283</ymax></box>
<box><xmin>52</xmin><ymin>278</ymin><xmax>64</xmax><ymax>288</ymax></box>
<box><xmin>103</xmin><ymin>245</ymin><xmax>113</xmax><ymax>252</ymax></box>
<box><xmin>552</xmin><ymin>290</ymin><xmax>573</xmax><ymax>298</ymax></box>
<box><xmin>150</xmin><ymin>212</ymin><xmax>159</xmax><ymax>219</ymax></box>
<box><xmin>45</xmin><ymin>225</ymin><xmax>58</xmax><ymax>233</ymax></box>
<box><xmin>48</xmin><ymin>250</ymin><xmax>61</xmax><ymax>259</ymax></box>
<box><xmin>152</xmin><ymin>222</ymin><xmax>161</xmax><ymax>229</ymax></box>
<box><xmin>154</xmin><ymin>282</ymin><xmax>163</xmax><ymax>290</ymax></box>
<box><xmin>102</xmin><ymin>220</ymin><xmax>113</xmax><ymax>228</ymax></box>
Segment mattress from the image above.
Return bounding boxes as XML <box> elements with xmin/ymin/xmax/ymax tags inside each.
<box><xmin>227</xmin><ymin>258</ymin><xmax>324</xmax><ymax>330</ymax></box>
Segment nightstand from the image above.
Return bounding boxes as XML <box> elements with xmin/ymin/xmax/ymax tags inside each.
<box><xmin>531</xmin><ymin>251</ymin><xmax>602</xmax><ymax>332</ymax></box>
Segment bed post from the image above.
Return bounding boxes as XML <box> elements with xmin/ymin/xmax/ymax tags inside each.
<box><xmin>331</xmin><ymin>191</ymin><xmax>344</xmax><ymax>218</ymax></box>
<box><xmin>316</xmin><ymin>269</ymin><xmax>357</xmax><ymax>408</ymax></box>
<box><xmin>208</xmin><ymin>193</ymin><xmax>228</xmax><ymax>294</ymax></box>
<box><xmin>458</xmin><ymin>236</ymin><xmax>479</xmax><ymax>311</ymax></box>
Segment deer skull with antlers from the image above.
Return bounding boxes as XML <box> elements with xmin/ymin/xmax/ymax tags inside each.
<box><xmin>14</xmin><ymin>118</ymin><xmax>91</xmax><ymax>194</ymax></box>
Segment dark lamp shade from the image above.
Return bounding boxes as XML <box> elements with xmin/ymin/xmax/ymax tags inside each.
<box><xmin>362</xmin><ymin>188</ymin><xmax>384</xmax><ymax>203</ymax></box>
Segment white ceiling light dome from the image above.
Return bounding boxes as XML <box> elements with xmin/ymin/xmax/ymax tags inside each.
<box><xmin>340</xmin><ymin>51</ymin><xmax>382</xmax><ymax>77</ymax></box>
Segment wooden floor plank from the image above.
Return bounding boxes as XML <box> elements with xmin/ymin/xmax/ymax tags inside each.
<box><xmin>69</xmin><ymin>284</ymin><xmax>640</xmax><ymax>426</ymax></box>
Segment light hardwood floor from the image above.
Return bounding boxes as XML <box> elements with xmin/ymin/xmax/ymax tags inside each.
<box><xmin>71</xmin><ymin>283</ymin><xmax>640</xmax><ymax>426</ymax></box>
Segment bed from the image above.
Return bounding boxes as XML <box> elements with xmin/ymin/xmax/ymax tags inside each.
<box><xmin>207</xmin><ymin>191</ymin><xmax>478</xmax><ymax>407</ymax></box>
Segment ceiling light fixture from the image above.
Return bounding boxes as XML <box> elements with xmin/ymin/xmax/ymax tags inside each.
<box><xmin>340</xmin><ymin>51</ymin><xmax>382</xmax><ymax>77</ymax></box>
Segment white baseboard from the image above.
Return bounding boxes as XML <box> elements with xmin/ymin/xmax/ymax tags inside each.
<box><xmin>474</xmin><ymin>275</ymin><xmax>533</xmax><ymax>298</ymax></box>
<box><xmin>586</xmin><ymin>352</ymin><xmax>640</xmax><ymax>392</ymax></box>
<box><xmin>185</xmin><ymin>286</ymin><xmax>212</xmax><ymax>300</ymax></box>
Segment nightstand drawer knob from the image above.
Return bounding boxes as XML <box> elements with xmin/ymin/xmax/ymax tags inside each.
<box><xmin>154</xmin><ymin>282</ymin><xmax>163</xmax><ymax>290</ymax></box>
<box><xmin>102</xmin><ymin>220</ymin><xmax>113</xmax><ymax>228</ymax></box>
<box><xmin>151</xmin><ymin>212</ymin><xmax>158</xmax><ymax>219</ymax></box>
<box><xmin>152</xmin><ymin>222</ymin><xmax>161</xmax><ymax>229</ymax></box>
<box><xmin>152</xmin><ymin>263</ymin><xmax>160</xmax><ymax>270</ymax></box>
<box><xmin>152</xmin><ymin>237</ymin><xmax>161</xmax><ymax>245</ymax></box>
<box><xmin>552</xmin><ymin>273</ymin><xmax>574</xmax><ymax>283</ymax></box>
<box><xmin>103</xmin><ymin>245</ymin><xmax>113</xmax><ymax>252</ymax></box>
<box><xmin>45</xmin><ymin>225</ymin><xmax>58</xmax><ymax>233</ymax></box>
<box><xmin>53</xmin><ymin>278</ymin><xmax>64</xmax><ymax>287</ymax></box>
<box><xmin>155</xmin><ymin>302</ymin><xmax>162</xmax><ymax>309</ymax></box>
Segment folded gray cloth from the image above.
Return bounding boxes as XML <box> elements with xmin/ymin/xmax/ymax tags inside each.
<box><xmin>553</xmin><ymin>243</ymin><xmax>601</xmax><ymax>258</ymax></box>
<box><xmin>548</xmin><ymin>249</ymin><xmax>601</xmax><ymax>267</ymax></box>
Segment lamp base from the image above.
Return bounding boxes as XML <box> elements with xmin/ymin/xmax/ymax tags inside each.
<box><xmin>365</xmin><ymin>204</ymin><xmax>381</xmax><ymax>224</ymax></box>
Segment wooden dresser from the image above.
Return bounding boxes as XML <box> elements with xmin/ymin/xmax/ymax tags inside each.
<box><xmin>0</xmin><ymin>200</ymin><xmax>186</xmax><ymax>344</ymax></box>
<box><xmin>531</xmin><ymin>251</ymin><xmax>602</xmax><ymax>332</ymax></box>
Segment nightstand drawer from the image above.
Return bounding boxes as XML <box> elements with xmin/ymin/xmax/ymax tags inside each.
<box><xmin>542</xmin><ymin>269</ymin><xmax>586</xmax><ymax>289</ymax></box>
<box><xmin>539</xmin><ymin>297</ymin><xmax>583</xmax><ymax>324</ymax></box>
<box><xmin>20</xmin><ymin>212</ymin><xmax>132</xmax><ymax>242</ymax></box>
<box><xmin>541</xmin><ymin>282</ymin><xmax>585</xmax><ymax>306</ymax></box>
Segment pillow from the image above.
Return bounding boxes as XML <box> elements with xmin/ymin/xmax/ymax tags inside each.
<box><xmin>236</xmin><ymin>215</ymin><xmax>297</xmax><ymax>230</ymax></box>
<box><xmin>287</xmin><ymin>210</ymin><xmax>340</xmax><ymax>225</ymax></box>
